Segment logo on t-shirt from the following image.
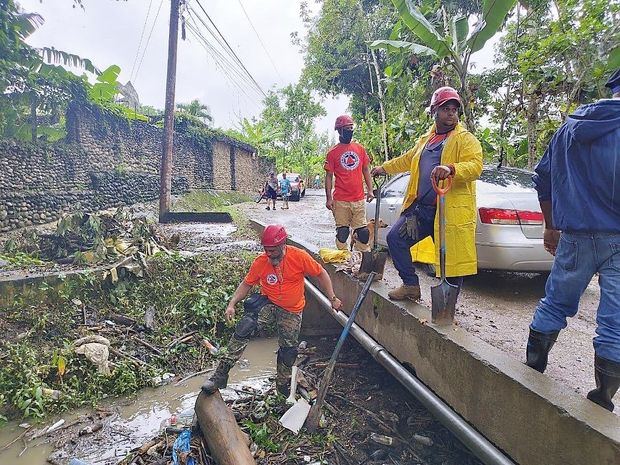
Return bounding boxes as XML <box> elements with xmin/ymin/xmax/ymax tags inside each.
<box><xmin>340</xmin><ymin>151</ymin><xmax>360</xmax><ymax>171</ymax></box>
<box><xmin>266</xmin><ymin>274</ymin><xmax>278</xmax><ymax>285</ymax></box>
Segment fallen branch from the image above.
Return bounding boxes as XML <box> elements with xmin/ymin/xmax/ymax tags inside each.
<box><xmin>109</xmin><ymin>347</ymin><xmax>152</xmax><ymax>368</ymax></box>
<box><xmin>0</xmin><ymin>426</ymin><xmax>32</xmax><ymax>451</ymax></box>
<box><xmin>133</xmin><ymin>337</ymin><xmax>163</xmax><ymax>356</ymax></box>
<box><xmin>174</xmin><ymin>368</ymin><xmax>213</xmax><ymax>386</ymax></box>
<box><xmin>167</xmin><ymin>330</ymin><xmax>198</xmax><ymax>350</ymax></box>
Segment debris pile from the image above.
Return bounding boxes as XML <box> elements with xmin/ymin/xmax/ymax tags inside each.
<box><xmin>115</xmin><ymin>340</ymin><xmax>479</xmax><ymax>465</ymax></box>
<box><xmin>1</xmin><ymin>208</ymin><xmax>180</xmax><ymax>268</ymax></box>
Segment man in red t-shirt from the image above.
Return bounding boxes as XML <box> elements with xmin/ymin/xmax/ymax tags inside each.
<box><xmin>202</xmin><ymin>224</ymin><xmax>342</xmax><ymax>395</ymax></box>
<box><xmin>325</xmin><ymin>115</ymin><xmax>374</xmax><ymax>251</ymax></box>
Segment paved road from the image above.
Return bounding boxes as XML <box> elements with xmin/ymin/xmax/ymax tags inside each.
<box><xmin>238</xmin><ymin>188</ymin><xmax>606</xmax><ymax>408</ymax></box>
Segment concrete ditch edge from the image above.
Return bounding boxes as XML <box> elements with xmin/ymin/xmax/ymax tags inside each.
<box><xmin>249</xmin><ymin>219</ymin><xmax>620</xmax><ymax>465</ymax></box>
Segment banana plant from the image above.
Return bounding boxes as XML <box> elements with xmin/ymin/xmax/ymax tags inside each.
<box><xmin>371</xmin><ymin>0</ymin><xmax>518</xmax><ymax>130</ymax></box>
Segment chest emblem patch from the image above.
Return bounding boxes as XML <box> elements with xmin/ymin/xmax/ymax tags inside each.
<box><xmin>340</xmin><ymin>151</ymin><xmax>360</xmax><ymax>171</ymax></box>
<box><xmin>266</xmin><ymin>273</ymin><xmax>278</xmax><ymax>285</ymax></box>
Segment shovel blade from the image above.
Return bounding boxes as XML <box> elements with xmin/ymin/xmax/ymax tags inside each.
<box><xmin>279</xmin><ymin>398</ymin><xmax>311</xmax><ymax>434</ymax></box>
<box><xmin>431</xmin><ymin>281</ymin><xmax>459</xmax><ymax>325</ymax></box>
<box><xmin>359</xmin><ymin>249</ymin><xmax>388</xmax><ymax>278</ymax></box>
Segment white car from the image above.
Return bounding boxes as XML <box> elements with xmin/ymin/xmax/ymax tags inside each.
<box><xmin>366</xmin><ymin>166</ymin><xmax>553</xmax><ymax>272</ymax></box>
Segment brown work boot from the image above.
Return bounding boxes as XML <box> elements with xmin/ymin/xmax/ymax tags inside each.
<box><xmin>201</xmin><ymin>360</ymin><xmax>234</xmax><ymax>395</ymax></box>
<box><xmin>388</xmin><ymin>284</ymin><xmax>421</xmax><ymax>301</ymax></box>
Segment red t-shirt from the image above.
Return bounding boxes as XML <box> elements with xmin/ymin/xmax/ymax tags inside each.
<box><xmin>324</xmin><ymin>142</ymin><xmax>370</xmax><ymax>202</ymax></box>
<box><xmin>243</xmin><ymin>245</ymin><xmax>323</xmax><ymax>313</ymax></box>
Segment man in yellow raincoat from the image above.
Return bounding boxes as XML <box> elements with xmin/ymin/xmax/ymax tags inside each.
<box><xmin>371</xmin><ymin>87</ymin><xmax>482</xmax><ymax>301</ymax></box>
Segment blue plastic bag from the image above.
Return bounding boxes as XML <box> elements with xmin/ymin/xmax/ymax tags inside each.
<box><xmin>172</xmin><ymin>429</ymin><xmax>196</xmax><ymax>465</ymax></box>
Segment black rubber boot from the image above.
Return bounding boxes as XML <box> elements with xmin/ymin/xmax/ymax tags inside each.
<box><xmin>586</xmin><ymin>355</ymin><xmax>620</xmax><ymax>412</ymax></box>
<box><xmin>525</xmin><ymin>328</ymin><xmax>559</xmax><ymax>373</ymax></box>
<box><xmin>201</xmin><ymin>362</ymin><xmax>233</xmax><ymax>395</ymax></box>
<box><xmin>276</xmin><ymin>362</ymin><xmax>291</xmax><ymax>397</ymax></box>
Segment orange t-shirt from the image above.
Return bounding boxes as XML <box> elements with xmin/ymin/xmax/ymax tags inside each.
<box><xmin>324</xmin><ymin>142</ymin><xmax>370</xmax><ymax>202</ymax></box>
<box><xmin>243</xmin><ymin>245</ymin><xmax>323</xmax><ymax>313</ymax></box>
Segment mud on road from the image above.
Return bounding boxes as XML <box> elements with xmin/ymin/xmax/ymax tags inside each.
<box><xmin>237</xmin><ymin>189</ymin><xmax>605</xmax><ymax>407</ymax></box>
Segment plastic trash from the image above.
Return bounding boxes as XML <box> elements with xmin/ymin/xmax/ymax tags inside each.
<box><xmin>172</xmin><ymin>429</ymin><xmax>196</xmax><ymax>465</ymax></box>
<box><xmin>177</xmin><ymin>408</ymin><xmax>195</xmax><ymax>427</ymax></box>
<box><xmin>369</xmin><ymin>432</ymin><xmax>396</xmax><ymax>446</ymax></box>
<box><xmin>413</xmin><ymin>433</ymin><xmax>434</xmax><ymax>446</ymax></box>
<box><xmin>69</xmin><ymin>460</ymin><xmax>91</xmax><ymax>465</ymax></box>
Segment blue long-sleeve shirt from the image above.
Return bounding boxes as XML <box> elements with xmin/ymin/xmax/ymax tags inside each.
<box><xmin>533</xmin><ymin>99</ymin><xmax>620</xmax><ymax>233</ymax></box>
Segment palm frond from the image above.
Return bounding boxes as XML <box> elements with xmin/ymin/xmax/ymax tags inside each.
<box><xmin>37</xmin><ymin>47</ymin><xmax>100</xmax><ymax>75</ymax></box>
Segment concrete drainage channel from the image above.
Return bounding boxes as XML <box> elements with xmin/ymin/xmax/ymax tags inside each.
<box><xmin>305</xmin><ymin>279</ymin><xmax>515</xmax><ymax>465</ymax></box>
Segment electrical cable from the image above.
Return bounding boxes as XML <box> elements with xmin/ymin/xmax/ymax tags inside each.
<box><xmin>129</xmin><ymin>0</ymin><xmax>154</xmax><ymax>82</ymax></box>
<box><xmin>186</xmin><ymin>7</ymin><xmax>265</xmax><ymax>99</ymax></box>
<box><xmin>235</xmin><ymin>0</ymin><xmax>282</xmax><ymax>80</ymax></box>
<box><xmin>185</xmin><ymin>19</ymin><xmax>260</xmax><ymax>104</ymax></box>
<box><xmin>134</xmin><ymin>0</ymin><xmax>165</xmax><ymax>84</ymax></box>
<box><xmin>191</xmin><ymin>0</ymin><xmax>266</xmax><ymax>97</ymax></box>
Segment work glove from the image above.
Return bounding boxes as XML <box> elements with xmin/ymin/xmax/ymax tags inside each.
<box><xmin>398</xmin><ymin>214</ymin><xmax>418</xmax><ymax>241</ymax></box>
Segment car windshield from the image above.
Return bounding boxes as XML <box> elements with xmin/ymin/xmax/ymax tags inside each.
<box><xmin>478</xmin><ymin>167</ymin><xmax>535</xmax><ymax>193</ymax></box>
<box><xmin>382</xmin><ymin>175</ymin><xmax>410</xmax><ymax>198</ymax></box>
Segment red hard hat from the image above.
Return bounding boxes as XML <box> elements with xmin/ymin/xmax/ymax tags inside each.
<box><xmin>262</xmin><ymin>224</ymin><xmax>288</xmax><ymax>247</ymax></box>
<box><xmin>334</xmin><ymin>115</ymin><xmax>354</xmax><ymax>130</ymax></box>
<box><xmin>430</xmin><ymin>86</ymin><xmax>461</xmax><ymax>109</ymax></box>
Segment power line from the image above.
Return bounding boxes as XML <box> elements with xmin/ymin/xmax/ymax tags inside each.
<box><xmin>185</xmin><ymin>15</ymin><xmax>261</xmax><ymax>103</ymax></box>
<box><xmin>187</xmin><ymin>7</ymin><xmax>264</xmax><ymax>99</ymax></box>
<box><xmin>235</xmin><ymin>0</ymin><xmax>282</xmax><ymax>80</ymax></box>
<box><xmin>134</xmin><ymin>0</ymin><xmax>165</xmax><ymax>84</ymax></box>
<box><xmin>191</xmin><ymin>0</ymin><xmax>266</xmax><ymax>97</ymax></box>
<box><xmin>129</xmin><ymin>0</ymin><xmax>154</xmax><ymax>82</ymax></box>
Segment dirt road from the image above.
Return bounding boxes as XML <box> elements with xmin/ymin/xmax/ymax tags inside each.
<box><xmin>238</xmin><ymin>188</ymin><xmax>605</xmax><ymax>407</ymax></box>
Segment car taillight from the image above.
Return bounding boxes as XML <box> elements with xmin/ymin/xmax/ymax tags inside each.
<box><xmin>479</xmin><ymin>208</ymin><xmax>543</xmax><ymax>225</ymax></box>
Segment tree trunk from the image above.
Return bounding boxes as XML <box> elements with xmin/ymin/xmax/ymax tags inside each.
<box><xmin>526</xmin><ymin>92</ymin><xmax>539</xmax><ymax>169</ymax></box>
<box><xmin>370</xmin><ymin>49</ymin><xmax>389</xmax><ymax>162</ymax></box>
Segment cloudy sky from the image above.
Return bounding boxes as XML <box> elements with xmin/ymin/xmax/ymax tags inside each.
<box><xmin>20</xmin><ymin>0</ymin><xmax>495</xmax><ymax>135</ymax></box>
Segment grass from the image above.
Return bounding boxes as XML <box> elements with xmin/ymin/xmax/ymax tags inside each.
<box><xmin>172</xmin><ymin>190</ymin><xmax>252</xmax><ymax>212</ymax></box>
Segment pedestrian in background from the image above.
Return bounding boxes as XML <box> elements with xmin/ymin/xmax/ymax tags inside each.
<box><xmin>264</xmin><ymin>172</ymin><xmax>279</xmax><ymax>211</ymax></box>
<box><xmin>324</xmin><ymin>115</ymin><xmax>374</xmax><ymax>251</ymax></box>
<box><xmin>279</xmin><ymin>172</ymin><xmax>291</xmax><ymax>210</ymax></box>
<box><xmin>371</xmin><ymin>87</ymin><xmax>482</xmax><ymax>302</ymax></box>
<box><xmin>525</xmin><ymin>69</ymin><xmax>620</xmax><ymax>412</ymax></box>
<box><xmin>314</xmin><ymin>174</ymin><xmax>321</xmax><ymax>189</ymax></box>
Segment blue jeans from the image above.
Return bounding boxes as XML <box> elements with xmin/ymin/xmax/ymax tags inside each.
<box><xmin>531</xmin><ymin>232</ymin><xmax>620</xmax><ymax>363</ymax></box>
<box><xmin>387</xmin><ymin>204</ymin><xmax>463</xmax><ymax>289</ymax></box>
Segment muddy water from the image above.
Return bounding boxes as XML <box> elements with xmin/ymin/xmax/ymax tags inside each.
<box><xmin>0</xmin><ymin>338</ymin><xmax>278</xmax><ymax>465</ymax></box>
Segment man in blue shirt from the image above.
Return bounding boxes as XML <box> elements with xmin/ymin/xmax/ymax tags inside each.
<box><xmin>526</xmin><ymin>69</ymin><xmax>620</xmax><ymax>412</ymax></box>
<box><xmin>279</xmin><ymin>173</ymin><xmax>291</xmax><ymax>210</ymax></box>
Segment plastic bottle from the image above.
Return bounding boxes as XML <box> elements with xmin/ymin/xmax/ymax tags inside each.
<box><xmin>369</xmin><ymin>432</ymin><xmax>395</xmax><ymax>446</ymax></box>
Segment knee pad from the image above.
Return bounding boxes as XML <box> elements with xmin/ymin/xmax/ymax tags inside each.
<box><xmin>354</xmin><ymin>226</ymin><xmax>370</xmax><ymax>244</ymax></box>
<box><xmin>243</xmin><ymin>293</ymin><xmax>270</xmax><ymax>318</ymax></box>
<box><xmin>234</xmin><ymin>315</ymin><xmax>258</xmax><ymax>339</ymax></box>
<box><xmin>336</xmin><ymin>226</ymin><xmax>350</xmax><ymax>243</ymax></box>
<box><xmin>277</xmin><ymin>346</ymin><xmax>298</xmax><ymax>367</ymax></box>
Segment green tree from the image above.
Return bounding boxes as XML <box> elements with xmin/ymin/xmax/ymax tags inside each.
<box><xmin>176</xmin><ymin>99</ymin><xmax>213</xmax><ymax>125</ymax></box>
<box><xmin>371</xmin><ymin>0</ymin><xmax>517</xmax><ymax>130</ymax></box>
<box><xmin>257</xmin><ymin>83</ymin><xmax>326</xmax><ymax>177</ymax></box>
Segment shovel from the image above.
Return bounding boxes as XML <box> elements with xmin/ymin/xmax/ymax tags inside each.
<box><xmin>430</xmin><ymin>175</ymin><xmax>459</xmax><ymax>325</ymax></box>
<box><xmin>359</xmin><ymin>176</ymin><xmax>388</xmax><ymax>279</ymax></box>
<box><xmin>305</xmin><ymin>271</ymin><xmax>376</xmax><ymax>432</ymax></box>
<box><xmin>279</xmin><ymin>366</ymin><xmax>310</xmax><ymax>434</ymax></box>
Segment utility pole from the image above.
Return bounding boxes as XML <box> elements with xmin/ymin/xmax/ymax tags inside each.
<box><xmin>159</xmin><ymin>0</ymin><xmax>181</xmax><ymax>222</ymax></box>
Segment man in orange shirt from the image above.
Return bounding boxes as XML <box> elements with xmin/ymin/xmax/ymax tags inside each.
<box><xmin>325</xmin><ymin>115</ymin><xmax>374</xmax><ymax>251</ymax></box>
<box><xmin>202</xmin><ymin>224</ymin><xmax>342</xmax><ymax>395</ymax></box>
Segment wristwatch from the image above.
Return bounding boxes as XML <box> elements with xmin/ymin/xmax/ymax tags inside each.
<box><xmin>330</xmin><ymin>295</ymin><xmax>338</xmax><ymax>301</ymax></box>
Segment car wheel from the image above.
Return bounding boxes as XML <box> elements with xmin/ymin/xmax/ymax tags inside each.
<box><xmin>301</xmin><ymin>189</ymin><xmax>305</xmax><ymax>198</ymax></box>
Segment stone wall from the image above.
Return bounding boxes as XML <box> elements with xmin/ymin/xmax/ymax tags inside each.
<box><xmin>65</xmin><ymin>103</ymin><xmax>267</xmax><ymax>193</ymax></box>
<box><xmin>0</xmin><ymin>102</ymin><xmax>269</xmax><ymax>232</ymax></box>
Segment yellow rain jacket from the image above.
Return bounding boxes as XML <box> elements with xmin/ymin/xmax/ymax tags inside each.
<box><xmin>382</xmin><ymin>122</ymin><xmax>482</xmax><ymax>277</ymax></box>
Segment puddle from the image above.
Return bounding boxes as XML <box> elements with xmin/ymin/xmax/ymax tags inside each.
<box><xmin>0</xmin><ymin>338</ymin><xmax>278</xmax><ymax>465</ymax></box>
